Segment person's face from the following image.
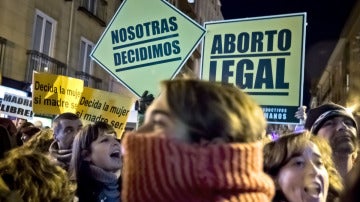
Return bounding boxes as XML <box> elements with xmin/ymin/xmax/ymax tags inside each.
<box><xmin>277</xmin><ymin>142</ymin><xmax>329</xmax><ymax>202</ymax></box>
<box><xmin>317</xmin><ymin>116</ymin><xmax>357</xmax><ymax>154</ymax></box>
<box><xmin>141</xmin><ymin>91</ymin><xmax>189</xmax><ymax>142</ymax></box>
<box><xmin>55</xmin><ymin>119</ymin><xmax>82</xmax><ymax>150</ymax></box>
<box><xmin>86</xmin><ymin>132</ymin><xmax>122</xmax><ymax>172</ymax></box>
<box><xmin>16</xmin><ymin>119</ymin><xmax>26</xmax><ymax>128</ymax></box>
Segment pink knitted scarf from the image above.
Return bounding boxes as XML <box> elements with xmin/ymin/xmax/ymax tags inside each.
<box><xmin>122</xmin><ymin>132</ymin><xmax>274</xmax><ymax>202</ymax></box>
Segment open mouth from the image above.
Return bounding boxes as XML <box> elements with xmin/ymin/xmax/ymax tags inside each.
<box><xmin>110</xmin><ymin>150</ymin><xmax>121</xmax><ymax>158</ymax></box>
<box><xmin>304</xmin><ymin>184</ymin><xmax>321</xmax><ymax>197</ymax></box>
<box><xmin>340</xmin><ymin>136</ymin><xmax>353</xmax><ymax>142</ymax></box>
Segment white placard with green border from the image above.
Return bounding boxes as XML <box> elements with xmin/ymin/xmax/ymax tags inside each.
<box><xmin>201</xmin><ymin>13</ymin><xmax>306</xmax><ymax>124</ymax></box>
<box><xmin>91</xmin><ymin>0</ymin><xmax>205</xmax><ymax>98</ymax></box>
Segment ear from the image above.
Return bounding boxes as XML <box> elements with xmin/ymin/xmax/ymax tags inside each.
<box><xmin>351</xmin><ymin>151</ymin><xmax>358</xmax><ymax>165</ymax></box>
<box><xmin>81</xmin><ymin>150</ymin><xmax>91</xmax><ymax>161</ymax></box>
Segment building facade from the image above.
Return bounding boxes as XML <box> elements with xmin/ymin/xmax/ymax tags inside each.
<box><xmin>310</xmin><ymin>0</ymin><xmax>360</xmax><ymax>117</ymax></box>
<box><xmin>0</xmin><ymin>0</ymin><xmax>123</xmax><ymax>94</ymax></box>
<box><xmin>167</xmin><ymin>0</ymin><xmax>223</xmax><ymax>76</ymax></box>
<box><xmin>0</xmin><ymin>0</ymin><xmax>222</xmax><ymax>97</ymax></box>
<box><xmin>0</xmin><ymin>0</ymin><xmax>222</xmax><ymax>128</ymax></box>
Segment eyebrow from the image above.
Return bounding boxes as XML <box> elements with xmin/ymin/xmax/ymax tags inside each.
<box><xmin>150</xmin><ymin>109</ymin><xmax>172</xmax><ymax>119</ymax></box>
<box><xmin>312</xmin><ymin>152</ymin><xmax>322</xmax><ymax>159</ymax></box>
<box><xmin>288</xmin><ymin>153</ymin><xmax>302</xmax><ymax>159</ymax></box>
<box><xmin>64</xmin><ymin>126</ymin><xmax>75</xmax><ymax>130</ymax></box>
<box><xmin>100</xmin><ymin>134</ymin><xmax>115</xmax><ymax>139</ymax></box>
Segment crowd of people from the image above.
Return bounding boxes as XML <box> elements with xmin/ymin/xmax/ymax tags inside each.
<box><xmin>0</xmin><ymin>77</ymin><xmax>359</xmax><ymax>202</ymax></box>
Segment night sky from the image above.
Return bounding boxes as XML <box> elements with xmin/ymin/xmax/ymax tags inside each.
<box><xmin>219</xmin><ymin>0</ymin><xmax>357</xmax><ymax>107</ymax></box>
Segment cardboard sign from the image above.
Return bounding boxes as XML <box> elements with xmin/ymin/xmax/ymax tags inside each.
<box><xmin>91</xmin><ymin>0</ymin><xmax>205</xmax><ymax>98</ymax></box>
<box><xmin>1</xmin><ymin>93</ymin><xmax>33</xmax><ymax>119</ymax></box>
<box><xmin>76</xmin><ymin>87</ymin><xmax>135</xmax><ymax>138</ymax></box>
<box><xmin>201</xmin><ymin>13</ymin><xmax>306</xmax><ymax>124</ymax></box>
<box><xmin>32</xmin><ymin>72</ymin><xmax>84</xmax><ymax>114</ymax></box>
<box><xmin>32</xmin><ymin>72</ymin><xmax>135</xmax><ymax>137</ymax></box>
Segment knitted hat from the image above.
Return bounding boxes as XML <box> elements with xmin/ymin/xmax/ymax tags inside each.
<box><xmin>305</xmin><ymin>103</ymin><xmax>358</xmax><ymax>134</ymax></box>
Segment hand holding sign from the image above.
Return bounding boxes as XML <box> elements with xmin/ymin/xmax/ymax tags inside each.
<box><xmin>135</xmin><ymin>90</ymin><xmax>154</xmax><ymax>114</ymax></box>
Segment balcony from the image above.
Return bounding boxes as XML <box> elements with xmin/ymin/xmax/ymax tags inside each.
<box><xmin>78</xmin><ymin>0</ymin><xmax>107</xmax><ymax>27</ymax></box>
<box><xmin>26</xmin><ymin>50</ymin><xmax>67</xmax><ymax>83</ymax></box>
<box><xmin>75</xmin><ymin>70</ymin><xmax>102</xmax><ymax>89</ymax></box>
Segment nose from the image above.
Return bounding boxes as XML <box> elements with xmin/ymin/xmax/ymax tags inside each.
<box><xmin>336</xmin><ymin>120</ymin><xmax>348</xmax><ymax>131</ymax></box>
<box><xmin>305</xmin><ymin>161</ymin><xmax>321</xmax><ymax>177</ymax></box>
<box><xmin>113</xmin><ymin>138</ymin><xmax>121</xmax><ymax>146</ymax></box>
<box><xmin>116</xmin><ymin>138</ymin><xmax>121</xmax><ymax>143</ymax></box>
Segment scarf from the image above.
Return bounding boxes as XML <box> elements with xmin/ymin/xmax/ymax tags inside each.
<box><xmin>89</xmin><ymin>165</ymin><xmax>120</xmax><ymax>200</ymax></box>
<box><xmin>49</xmin><ymin>141</ymin><xmax>72</xmax><ymax>170</ymax></box>
<box><xmin>122</xmin><ymin>132</ymin><xmax>275</xmax><ymax>202</ymax></box>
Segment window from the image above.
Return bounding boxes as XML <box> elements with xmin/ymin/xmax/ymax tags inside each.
<box><xmin>86</xmin><ymin>0</ymin><xmax>98</xmax><ymax>15</ymax></box>
<box><xmin>30</xmin><ymin>10</ymin><xmax>57</xmax><ymax>73</ymax></box>
<box><xmin>76</xmin><ymin>37</ymin><xmax>103</xmax><ymax>89</ymax></box>
<box><xmin>79</xmin><ymin>0</ymin><xmax>107</xmax><ymax>26</ymax></box>
<box><xmin>79</xmin><ymin>37</ymin><xmax>94</xmax><ymax>74</ymax></box>
<box><xmin>32</xmin><ymin>10</ymin><xmax>56</xmax><ymax>56</ymax></box>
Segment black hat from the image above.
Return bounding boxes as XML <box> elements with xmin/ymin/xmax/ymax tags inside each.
<box><xmin>305</xmin><ymin>102</ymin><xmax>358</xmax><ymax>134</ymax></box>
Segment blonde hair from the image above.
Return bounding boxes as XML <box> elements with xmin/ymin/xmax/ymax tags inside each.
<box><xmin>162</xmin><ymin>79</ymin><xmax>266</xmax><ymax>143</ymax></box>
<box><xmin>0</xmin><ymin>147</ymin><xmax>74</xmax><ymax>202</ymax></box>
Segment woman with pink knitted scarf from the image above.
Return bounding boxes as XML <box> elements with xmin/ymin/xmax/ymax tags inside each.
<box><xmin>121</xmin><ymin>79</ymin><xmax>275</xmax><ymax>202</ymax></box>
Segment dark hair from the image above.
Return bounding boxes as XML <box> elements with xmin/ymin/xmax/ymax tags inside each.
<box><xmin>69</xmin><ymin>121</ymin><xmax>116</xmax><ymax>180</ymax></box>
<box><xmin>0</xmin><ymin>117</ymin><xmax>17</xmax><ymax>136</ymax></box>
<box><xmin>52</xmin><ymin>112</ymin><xmax>80</xmax><ymax>134</ymax></box>
<box><xmin>18</xmin><ymin>122</ymin><xmax>34</xmax><ymax>130</ymax></box>
<box><xmin>0</xmin><ymin>126</ymin><xmax>12</xmax><ymax>159</ymax></box>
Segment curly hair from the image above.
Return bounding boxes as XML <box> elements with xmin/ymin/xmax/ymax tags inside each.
<box><xmin>263</xmin><ymin>131</ymin><xmax>343</xmax><ymax>202</ymax></box>
<box><xmin>23</xmin><ymin>128</ymin><xmax>54</xmax><ymax>154</ymax></box>
<box><xmin>0</xmin><ymin>147</ymin><xmax>74</xmax><ymax>202</ymax></box>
